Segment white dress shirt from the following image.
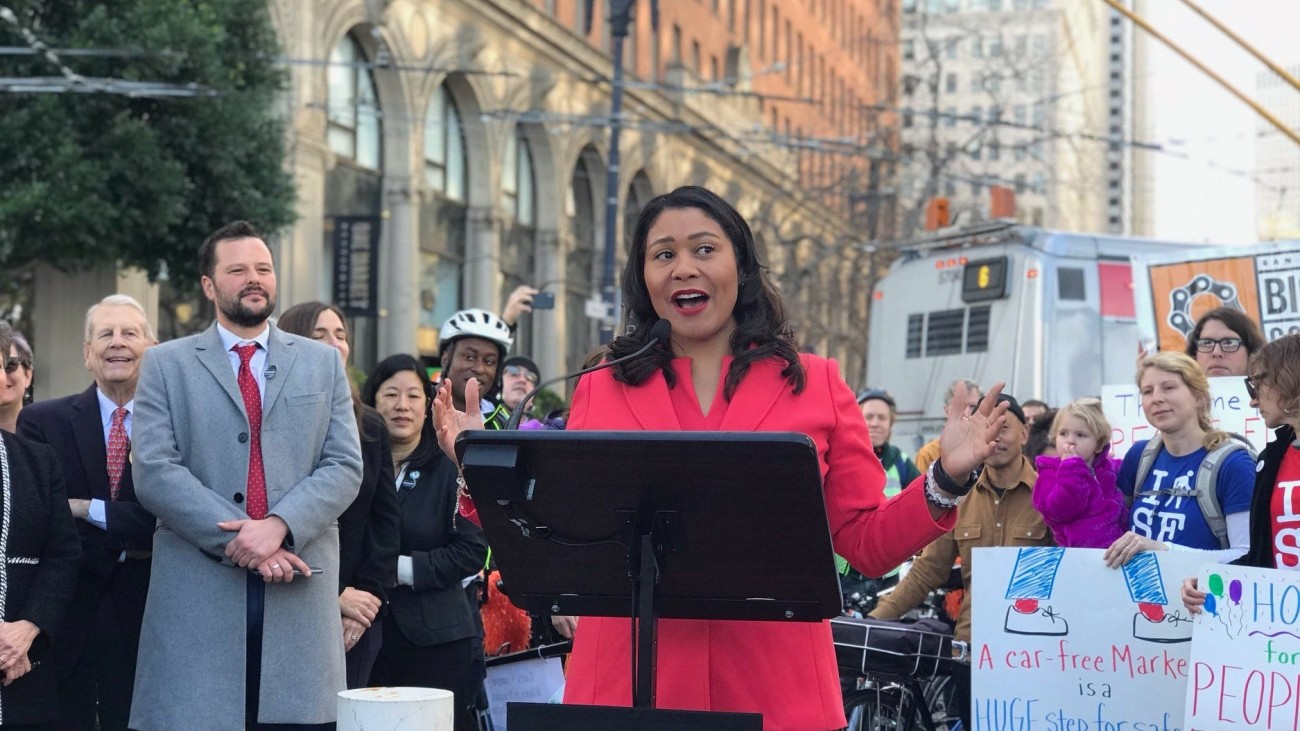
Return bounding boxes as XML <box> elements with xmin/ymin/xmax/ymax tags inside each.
<box><xmin>86</xmin><ymin>389</ymin><xmax>136</xmax><ymax>530</ymax></box>
<box><xmin>215</xmin><ymin>322</ymin><xmax>271</xmax><ymax>399</ymax></box>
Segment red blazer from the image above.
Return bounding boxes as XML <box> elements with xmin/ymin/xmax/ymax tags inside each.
<box><xmin>562</xmin><ymin>354</ymin><xmax>955</xmax><ymax>731</ymax></box>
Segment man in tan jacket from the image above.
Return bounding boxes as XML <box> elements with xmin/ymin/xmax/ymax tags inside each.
<box><xmin>871</xmin><ymin>395</ymin><xmax>1053</xmax><ymax>730</ymax></box>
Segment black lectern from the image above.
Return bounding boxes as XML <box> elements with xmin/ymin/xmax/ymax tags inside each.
<box><xmin>457</xmin><ymin>430</ymin><xmax>842</xmax><ymax>730</ymax></box>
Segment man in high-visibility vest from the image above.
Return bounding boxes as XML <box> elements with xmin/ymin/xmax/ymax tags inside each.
<box><xmin>836</xmin><ymin>389</ymin><xmax>922</xmax><ymax>614</ymax></box>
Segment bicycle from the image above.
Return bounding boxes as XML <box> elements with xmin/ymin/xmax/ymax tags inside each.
<box><xmin>832</xmin><ymin>611</ymin><xmax>968</xmax><ymax>731</ymax></box>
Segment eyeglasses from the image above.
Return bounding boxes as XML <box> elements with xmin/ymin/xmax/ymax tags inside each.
<box><xmin>1195</xmin><ymin>337</ymin><xmax>1243</xmax><ymax>353</ymax></box>
<box><xmin>1245</xmin><ymin>373</ymin><xmax>1267</xmax><ymax>400</ymax></box>
<box><xmin>504</xmin><ymin>364</ymin><xmax>539</xmax><ymax>384</ymax></box>
<box><xmin>3</xmin><ymin>357</ymin><xmax>30</xmax><ymax>374</ymax></box>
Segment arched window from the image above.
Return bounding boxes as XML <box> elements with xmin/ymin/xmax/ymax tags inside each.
<box><xmin>424</xmin><ymin>85</ymin><xmax>467</xmax><ymax>202</ymax></box>
<box><xmin>327</xmin><ymin>36</ymin><xmax>381</xmax><ymax>169</ymax></box>
<box><xmin>502</xmin><ymin>126</ymin><xmax>535</xmax><ymax>227</ymax></box>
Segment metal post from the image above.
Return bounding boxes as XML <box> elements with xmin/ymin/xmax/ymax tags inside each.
<box><xmin>599</xmin><ymin>0</ymin><xmax>635</xmax><ymax>343</ymax></box>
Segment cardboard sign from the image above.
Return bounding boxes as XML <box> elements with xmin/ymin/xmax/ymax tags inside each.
<box><xmin>484</xmin><ymin>656</ymin><xmax>565</xmax><ymax>730</ymax></box>
<box><xmin>1185</xmin><ymin>564</ymin><xmax>1300</xmax><ymax>731</ymax></box>
<box><xmin>972</xmin><ymin>547</ymin><xmax>1208</xmax><ymax>731</ymax></box>
<box><xmin>1134</xmin><ymin>244</ymin><xmax>1300</xmax><ymax>353</ymax></box>
<box><xmin>1102</xmin><ymin>376</ymin><xmax>1271</xmax><ymax>459</ymax></box>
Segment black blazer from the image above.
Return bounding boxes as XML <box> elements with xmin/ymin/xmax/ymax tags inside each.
<box><xmin>0</xmin><ymin>431</ymin><xmax>82</xmax><ymax>724</ymax></box>
<box><xmin>1236</xmin><ymin>425</ymin><xmax>1295</xmax><ymax>569</ymax></box>
<box><xmin>386</xmin><ymin>431</ymin><xmax>488</xmax><ymax>647</ymax></box>
<box><xmin>17</xmin><ymin>386</ymin><xmax>155</xmax><ymax>579</ymax></box>
<box><xmin>338</xmin><ymin>407</ymin><xmax>400</xmax><ymax>600</ymax></box>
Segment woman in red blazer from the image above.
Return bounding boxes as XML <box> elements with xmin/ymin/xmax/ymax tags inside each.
<box><xmin>435</xmin><ymin>186</ymin><xmax>1009</xmax><ymax>730</ymax></box>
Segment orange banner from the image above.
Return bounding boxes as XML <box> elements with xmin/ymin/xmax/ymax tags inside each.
<box><xmin>1146</xmin><ymin>256</ymin><xmax>1262</xmax><ymax>353</ymax></box>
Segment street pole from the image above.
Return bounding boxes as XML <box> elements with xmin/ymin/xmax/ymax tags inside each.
<box><xmin>599</xmin><ymin>0</ymin><xmax>634</xmax><ymax>343</ymax></box>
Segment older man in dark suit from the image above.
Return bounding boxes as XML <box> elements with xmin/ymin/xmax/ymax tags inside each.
<box><xmin>130</xmin><ymin>221</ymin><xmax>362</xmax><ymax>731</ymax></box>
<box><xmin>18</xmin><ymin>294</ymin><xmax>157</xmax><ymax>731</ymax></box>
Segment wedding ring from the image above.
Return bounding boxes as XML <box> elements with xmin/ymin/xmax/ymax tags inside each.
<box><xmin>271</xmin><ymin>563</ymin><xmax>281</xmax><ymax>571</ymax></box>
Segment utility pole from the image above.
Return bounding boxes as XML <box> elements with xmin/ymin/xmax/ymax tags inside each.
<box><xmin>587</xmin><ymin>0</ymin><xmax>658</xmax><ymax>343</ymax></box>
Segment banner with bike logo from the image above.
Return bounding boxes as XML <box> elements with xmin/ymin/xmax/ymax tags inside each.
<box><xmin>971</xmin><ymin>547</ymin><xmax>1205</xmax><ymax>731</ymax></box>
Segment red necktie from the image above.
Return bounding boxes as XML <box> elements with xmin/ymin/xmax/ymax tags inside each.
<box><xmin>106</xmin><ymin>406</ymin><xmax>129</xmax><ymax>500</ymax></box>
<box><xmin>234</xmin><ymin>344</ymin><xmax>267</xmax><ymax>520</ymax></box>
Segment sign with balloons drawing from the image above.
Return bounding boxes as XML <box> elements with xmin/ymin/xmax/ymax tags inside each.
<box><xmin>1185</xmin><ymin>563</ymin><xmax>1300</xmax><ymax>731</ymax></box>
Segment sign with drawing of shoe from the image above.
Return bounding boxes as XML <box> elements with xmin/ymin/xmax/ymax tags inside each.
<box><xmin>1184</xmin><ymin>563</ymin><xmax>1300</xmax><ymax>731</ymax></box>
<box><xmin>972</xmin><ymin>547</ymin><xmax>1207</xmax><ymax>731</ymax></box>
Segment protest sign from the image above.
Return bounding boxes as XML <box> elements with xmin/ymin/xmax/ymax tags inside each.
<box><xmin>1185</xmin><ymin>564</ymin><xmax>1300</xmax><ymax>731</ymax></box>
<box><xmin>973</xmin><ymin>547</ymin><xmax>1207</xmax><ymax>731</ymax></box>
<box><xmin>1102</xmin><ymin>376</ymin><xmax>1271</xmax><ymax>459</ymax></box>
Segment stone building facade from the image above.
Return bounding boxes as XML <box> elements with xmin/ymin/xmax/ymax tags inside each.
<box><xmin>268</xmin><ymin>0</ymin><xmax>899</xmax><ymax>384</ymax></box>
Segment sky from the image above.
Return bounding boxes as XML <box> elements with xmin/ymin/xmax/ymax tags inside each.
<box><xmin>1138</xmin><ymin>0</ymin><xmax>1300</xmax><ymax>244</ymax></box>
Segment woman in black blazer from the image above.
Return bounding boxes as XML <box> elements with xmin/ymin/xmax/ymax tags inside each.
<box><xmin>277</xmin><ymin>303</ymin><xmax>401</xmax><ymax>688</ymax></box>
<box><xmin>0</xmin><ymin>321</ymin><xmax>81</xmax><ymax>727</ymax></box>
<box><xmin>361</xmin><ymin>355</ymin><xmax>488</xmax><ymax>731</ymax></box>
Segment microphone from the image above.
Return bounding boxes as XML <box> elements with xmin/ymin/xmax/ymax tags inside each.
<box><xmin>504</xmin><ymin>319</ymin><xmax>672</xmax><ymax>430</ymax></box>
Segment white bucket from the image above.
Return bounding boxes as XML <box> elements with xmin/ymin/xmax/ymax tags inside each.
<box><xmin>337</xmin><ymin>686</ymin><xmax>455</xmax><ymax>731</ymax></box>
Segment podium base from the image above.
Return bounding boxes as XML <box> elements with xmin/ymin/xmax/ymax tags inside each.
<box><xmin>507</xmin><ymin>702</ymin><xmax>762</xmax><ymax>730</ymax></box>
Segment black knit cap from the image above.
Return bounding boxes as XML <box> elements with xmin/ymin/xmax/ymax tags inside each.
<box><xmin>996</xmin><ymin>394</ymin><xmax>1027</xmax><ymax>425</ymax></box>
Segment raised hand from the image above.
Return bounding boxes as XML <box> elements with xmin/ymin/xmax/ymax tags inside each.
<box><xmin>937</xmin><ymin>381</ymin><xmax>1010</xmax><ymax>477</ymax></box>
<box><xmin>433</xmin><ymin>377</ymin><xmax>485</xmax><ymax>464</ymax></box>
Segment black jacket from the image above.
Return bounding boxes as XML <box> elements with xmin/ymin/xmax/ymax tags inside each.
<box><xmin>17</xmin><ymin>386</ymin><xmax>154</xmax><ymax>578</ymax></box>
<box><xmin>386</xmin><ymin>428</ymin><xmax>488</xmax><ymax>647</ymax></box>
<box><xmin>338</xmin><ymin>407</ymin><xmax>400</xmax><ymax>600</ymax></box>
<box><xmin>1235</xmin><ymin>425</ymin><xmax>1295</xmax><ymax>569</ymax></box>
<box><xmin>0</xmin><ymin>430</ymin><xmax>82</xmax><ymax>724</ymax></box>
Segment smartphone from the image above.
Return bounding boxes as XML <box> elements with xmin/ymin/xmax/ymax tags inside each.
<box><xmin>532</xmin><ymin>291</ymin><xmax>555</xmax><ymax>309</ymax></box>
<box><xmin>248</xmin><ymin>566</ymin><xmax>324</xmax><ymax>576</ymax></box>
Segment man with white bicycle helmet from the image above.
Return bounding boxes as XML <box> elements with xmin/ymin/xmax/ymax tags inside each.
<box><xmin>439</xmin><ymin>308</ymin><xmax>513</xmax><ymax>428</ymax></box>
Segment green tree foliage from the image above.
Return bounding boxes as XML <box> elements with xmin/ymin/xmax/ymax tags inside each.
<box><xmin>0</xmin><ymin>0</ymin><xmax>295</xmax><ymax>290</ymax></box>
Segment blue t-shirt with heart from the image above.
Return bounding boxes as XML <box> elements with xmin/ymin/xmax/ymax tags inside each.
<box><xmin>1117</xmin><ymin>440</ymin><xmax>1256</xmax><ymax>550</ymax></box>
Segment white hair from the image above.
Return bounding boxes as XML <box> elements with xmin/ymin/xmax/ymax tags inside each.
<box><xmin>85</xmin><ymin>294</ymin><xmax>155</xmax><ymax>342</ymax></box>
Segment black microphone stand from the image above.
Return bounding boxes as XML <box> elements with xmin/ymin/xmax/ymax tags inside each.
<box><xmin>503</xmin><ymin>320</ymin><xmax>672</xmax><ymax>430</ymax></box>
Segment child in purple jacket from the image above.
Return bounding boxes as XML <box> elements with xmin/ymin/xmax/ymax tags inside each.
<box><xmin>1032</xmin><ymin>398</ymin><xmax>1127</xmax><ymax>548</ymax></box>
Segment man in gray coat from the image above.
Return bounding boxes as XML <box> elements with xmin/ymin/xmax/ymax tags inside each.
<box><xmin>130</xmin><ymin>221</ymin><xmax>362</xmax><ymax>730</ymax></box>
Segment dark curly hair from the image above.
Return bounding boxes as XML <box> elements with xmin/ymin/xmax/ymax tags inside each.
<box><xmin>606</xmin><ymin>185</ymin><xmax>804</xmax><ymax>400</ymax></box>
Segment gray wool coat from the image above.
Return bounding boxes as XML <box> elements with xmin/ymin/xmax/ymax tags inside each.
<box><xmin>128</xmin><ymin>324</ymin><xmax>362</xmax><ymax>731</ymax></box>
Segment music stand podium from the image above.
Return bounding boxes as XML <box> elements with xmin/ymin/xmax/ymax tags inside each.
<box><xmin>457</xmin><ymin>430</ymin><xmax>842</xmax><ymax>730</ymax></box>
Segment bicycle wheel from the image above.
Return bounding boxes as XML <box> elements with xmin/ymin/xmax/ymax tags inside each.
<box><xmin>921</xmin><ymin>675</ymin><xmax>963</xmax><ymax>730</ymax></box>
<box><xmin>843</xmin><ymin>685</ymin><xmax>931</xmax><ymax>731</ymax></box>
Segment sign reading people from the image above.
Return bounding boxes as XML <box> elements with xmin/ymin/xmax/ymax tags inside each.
<box><xmin>1103</xmin><ymin>375</ymin><xmax>1272</xmax><ymax>459</ymax></box>
<box><xmin>972</xmin><ymin>547</ymin><xmax>1206</xmax><ymax>731</ymax></box>
<box><xmin>1185</xmin><ymin>564</ymin><xmax>1300</xmax><ymax>731</ymax></box>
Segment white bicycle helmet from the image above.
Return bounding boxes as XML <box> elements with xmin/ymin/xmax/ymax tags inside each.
<box><xmin>439</xmin><ymin>308</ymin><xmax>514</xmax><ymax>355</ymax></box>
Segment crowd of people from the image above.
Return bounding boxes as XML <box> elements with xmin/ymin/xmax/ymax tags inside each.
<box><xmin>0</xmin><ymin>188</ymin><xmax>1294</xmax><ymax>731</ymax></box>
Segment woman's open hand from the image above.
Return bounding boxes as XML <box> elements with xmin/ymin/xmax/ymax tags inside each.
<box><xmin>937</xmin><ymin>381</ymin><xmax>1010</xmax><ymax>476</ymax></box>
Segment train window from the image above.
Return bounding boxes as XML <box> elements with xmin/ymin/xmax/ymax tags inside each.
<box><xmin>1058</xmin><ymin>267</ymin><xmax>1086</xmax><ymax>301</ymax></box>
<box><xmin>961</xmin><ymin>256</ymin><xmax>1009</xmax><ymax>303</ymax></box>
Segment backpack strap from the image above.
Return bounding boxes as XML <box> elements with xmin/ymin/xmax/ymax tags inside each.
<box><xmin>1195</xmin><ymin>440</ymin><xmax>1247</xmax><ymax>550</ymax></box>
<box><xmin>1132</xmin><ymin>436</ymin><xmax>1164</xmax><ymax>505</ymax></box>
